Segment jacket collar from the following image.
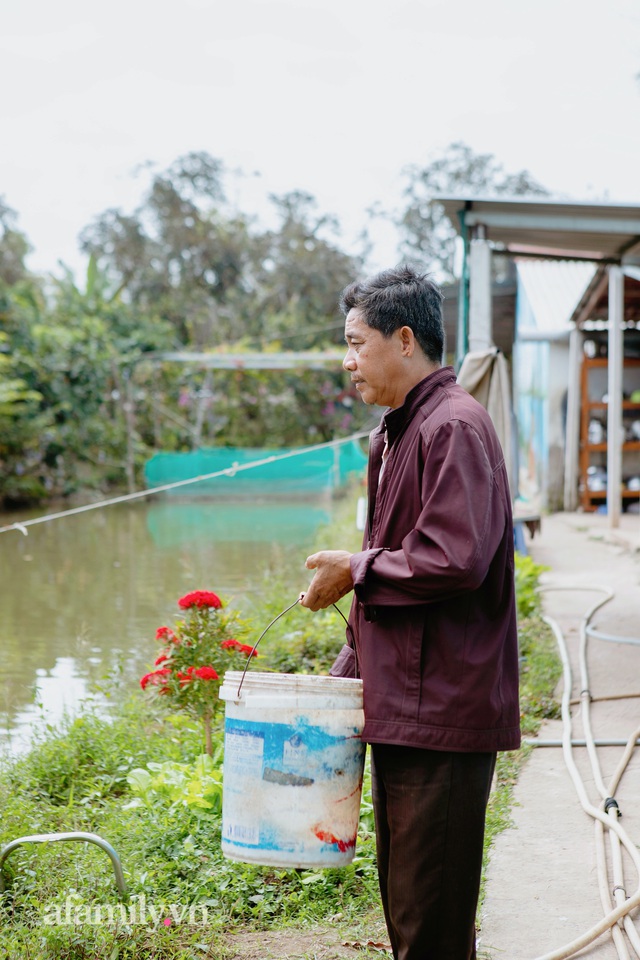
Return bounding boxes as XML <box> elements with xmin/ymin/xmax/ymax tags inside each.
<box><xmin>381</xmin><ymin>365</ymin><xmax>457</xmax><ymax>445</ymax></box>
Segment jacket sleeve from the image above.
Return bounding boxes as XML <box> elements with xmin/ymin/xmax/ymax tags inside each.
<box><xmin>350</xmin><ymin>419</ymin><xmax>509</xmax><ymax>606</ymax></box>
<box><xmin>329</xmin><ymin>643</ymin><xmax>360</xmax><ymax>678</ymax></box>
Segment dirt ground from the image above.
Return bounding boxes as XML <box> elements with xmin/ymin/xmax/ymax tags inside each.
<box><xmin>221</xmin><ymin>925</ymin><xmax>391</xmax><ymax>959</ymax></box>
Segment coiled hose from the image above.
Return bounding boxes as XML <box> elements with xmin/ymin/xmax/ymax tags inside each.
<box><xmin>531</xmin><ymin>586</ymin><xmax>640</xmax><ymax>960</ymax></box>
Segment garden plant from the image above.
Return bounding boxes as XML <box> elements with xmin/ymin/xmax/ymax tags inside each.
<box><xmin>141</xmin><ymin>590</ymin><xmax>257</xmax><ymax>757</ymax></box>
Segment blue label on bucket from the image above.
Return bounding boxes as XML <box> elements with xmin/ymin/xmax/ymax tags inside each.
<box><xmin>224</xmin><ymin>716</ymin><xmax>357</xmax><ymax>781</ymax></box>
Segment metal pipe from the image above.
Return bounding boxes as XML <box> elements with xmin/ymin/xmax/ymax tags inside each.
<box><xmin>524</xmin><ymin>739</ymin><xmax>640</xmax><ymax>748</ymax></box>
<box><xmin>0</xmin><ymin>831</ymin><xmax>127</xmax><ymax>897</ymax></box>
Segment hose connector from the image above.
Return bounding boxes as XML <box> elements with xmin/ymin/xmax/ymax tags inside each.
<box><xmin>604</xmin><ymin>797</ymin><xmax>621</xmax><ymax>818</ymax></box>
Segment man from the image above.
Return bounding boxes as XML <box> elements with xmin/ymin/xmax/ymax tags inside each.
<box><xmin>300</xmin><ymin>264</ymin><xmax>520</xmax><ymax>960</ymax></box>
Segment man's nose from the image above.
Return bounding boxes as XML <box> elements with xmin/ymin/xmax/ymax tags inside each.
<box><xmin>343</xmin><ymin>349</ymin><xmax>356</xmax><ymax>371</ymax></box>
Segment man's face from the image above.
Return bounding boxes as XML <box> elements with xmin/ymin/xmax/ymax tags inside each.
<box><xmin>343</xmin><ymin>308</ymin><xmax>406</xmax><ymax>409</ymax></box>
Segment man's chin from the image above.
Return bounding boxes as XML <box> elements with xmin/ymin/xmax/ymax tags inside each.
<box><xmin>356</xmin><ymin>385</ymin><xmax>374</xmax><ymax>405</ymax></box>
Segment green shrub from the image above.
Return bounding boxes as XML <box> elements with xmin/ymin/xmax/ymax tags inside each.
<box><xmin>4</xmin><ymin>703</ymin><xmax>203</xmax><ymax>805</ymax></box>
<box><xmin>125</xmin><ymin>752</ymin><xmax>224</xmax><ymax>818</ymax></box>
<box><xmin>514</xmin><ymin>552</ymin><xmax>548</xmax><ymax>619</ymax></box>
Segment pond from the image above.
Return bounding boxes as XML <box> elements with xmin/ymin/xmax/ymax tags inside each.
<box><xmin>0</xmin><ymin>497</ymin><xmax>336</xmax><ymax>754</ymax></box>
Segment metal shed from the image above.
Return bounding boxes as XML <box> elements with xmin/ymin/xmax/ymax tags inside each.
<box><xmin>437</xmin><ymin>196</ymin><xmax>640</xmax><ymax>528</ymax></box>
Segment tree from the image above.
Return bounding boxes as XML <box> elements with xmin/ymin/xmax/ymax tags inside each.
<box><xmin>0</xmin><ymin>276</ymin><xmax>52</xmax><ymax>505</ymax></box>
<box><xmin>0</xmin><ymin>160</ymin><xmax>370</xmax><ymax>506</ymax></box>
<box><xmin>1</xmin><ymin>256</ymin><xmax>176</xmax><ymax>504</ymax></box>
<box><xmin>80</xmin><ymin>157</ymin><xmax>363</xmax><ymax>352</ymax></box>
<box><xmin>245</xmin><ymin>191</ymin><xmax>362</xmax><ymax>348</ymax></box>
<box><xmin>0</xmin><ymin>197</ymin><xmax>30</xmax><ymax>286</ymax></box>
<box><xmin>398</xmin><ymin>141</ymin><xmax>549</xmax><ymax>281</ymax></box>
<box><xmin>79</xmin><ymin>152</ymin><xmax>261</xmax><ymax>348</ymax></box>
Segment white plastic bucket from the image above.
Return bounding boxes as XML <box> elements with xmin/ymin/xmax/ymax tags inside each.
<box><xmin>219</xmin><ymin>671</ymin><xmax>365</xmax><ymax>868</ymax></box>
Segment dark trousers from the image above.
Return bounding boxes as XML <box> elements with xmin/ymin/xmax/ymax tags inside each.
<box><xmin>371</xmin><ymin>743</ymin><xmax>496</xmax><ymax>960</ymax></box>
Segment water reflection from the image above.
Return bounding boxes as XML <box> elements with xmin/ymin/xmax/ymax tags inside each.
<box><xmin>146</xmin><ymin>500</ymin><xmax>332</xmax><ymax>547</ymax></box>
<box><xmin>6</xmin><ymin>658</ymin><xmax>108</xmax><ymax>754</ymax></box>
<box><xmin>0</xmin><ymin>499</ymin><xmax>330</xmax><ymax>753</ymax></box>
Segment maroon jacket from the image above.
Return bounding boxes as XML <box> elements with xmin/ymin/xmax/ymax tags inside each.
<box><xmin>331</xmin><ymin>366</ymin><xmax>521</xmax><ymax>753</ymax></box>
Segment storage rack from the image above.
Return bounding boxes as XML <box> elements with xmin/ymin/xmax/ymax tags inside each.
<box><xmin>579</xmin><ymin>356</ymin><xmax>640</xmax><ymax>512</ymax></box>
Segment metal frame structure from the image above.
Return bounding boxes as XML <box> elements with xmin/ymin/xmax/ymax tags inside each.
<box><xmin>437</xmin><ymin>196</ymin><xmax>640</xmax><ymax>529</ymax></box>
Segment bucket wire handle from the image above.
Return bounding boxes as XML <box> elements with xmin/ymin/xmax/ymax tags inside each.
<box><xmin>235</xmin><ymin>597</ymin><xmax>351</xmax><ymax>698</ymax></box>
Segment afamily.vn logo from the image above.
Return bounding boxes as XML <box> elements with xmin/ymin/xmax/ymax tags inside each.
<box><xmin>43</xmin><ymin>895</ymin><xmax>210</xmax><ymax>926</ymax></box>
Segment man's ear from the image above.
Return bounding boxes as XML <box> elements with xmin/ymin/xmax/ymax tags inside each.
<box><xmin>398</xmin><ymin>325</ymin><xmax>416</xmax><ymax>357</ymax></box>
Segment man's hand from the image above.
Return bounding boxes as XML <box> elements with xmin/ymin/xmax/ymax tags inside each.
<box><xmin>299</xmin><ymin>550</ymin><xmax>354</xmax><ymax>611</ymax></box>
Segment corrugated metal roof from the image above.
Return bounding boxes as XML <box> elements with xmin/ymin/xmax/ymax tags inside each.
<box><xmin>516</xmin><ymin>260</ymin><xmax>596</xmax><ymax>332</ymax></box>
<box><xmin>437</xmin><ymin>196</ymin><xmax>640</xmax><ymax>264</ymax></box>
<box><xmin>570</xmin><ymin>266</ymin><xmax>640</xmax><ymax>328</ymax></box>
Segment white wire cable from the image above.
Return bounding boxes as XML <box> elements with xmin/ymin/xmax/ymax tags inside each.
<box><xmin>531</xmin><ymin>587</ymin><xmax>640</xmax><ymax>960</ymax></box>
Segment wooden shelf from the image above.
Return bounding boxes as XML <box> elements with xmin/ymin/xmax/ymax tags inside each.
<box><xmin>584</xmin><ymin>442</ymin><xmax>640</xmax><ymax>453</ymax></box>
<box><xmin>579</xmin><ymin>356</ymin><xmax>640</xmax><ymax>512</ymax></box>
<box><xmin>584</xmin><ymin>489</ymin><xmax>640</xmax><ymax>500</ymax></box>
<box><xmin>586</xmin><ymin>402</ymin><xmax>640</xmax><ymax>412</ymax></box>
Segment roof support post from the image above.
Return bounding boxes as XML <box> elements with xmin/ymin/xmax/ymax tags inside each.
<box><xmin>455</xmin><ymin>207</ymin><xmax>470</xmax><ymax>370</ymax></box>
<box><xmin>606</xmin><ymin>265</ymin><xmax>624</xmax><ymax>528</ymax></box>
<box><xmin>468</xmin><ymin>228</ymin><xmax>493</xmax><ymax>352</ymax></box>
<box><xmin>564</xmin><ymin>326</ymin><xmax>583</xmax><ymax>511</ymax></box>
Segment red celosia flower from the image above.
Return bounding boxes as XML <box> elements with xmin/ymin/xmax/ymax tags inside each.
<box><xmin>194</xmin><ymin>666</ymin><xmax>219</xmax><ymax>681</ymax></box>
<box><xmin>220</xmin><ymin>638</ymin><xmax>257</xmax><ymax>657</ymax></box>
<box><xmin>178</xmin><ymin>590</ymin><xmax>222</xmax><ymax>610</ymax></box>
<box><xmin>140</xmin><ymin>667</ymin><xmax>172</xmax><ymax>690</ymax></box>
<box><xmin>176</xmin><ymin>667</ymin><xmax>196</xmax><ymax>687</ymax></box>
<box><xmin>155</xmin><ymin>626</ymin><xmax>177</xmax><ymax>642</ymax></box>
<box><xmin>238</xmin><ymin>643</ymin><xmax>258</xmax><ymax>658</ymax></box>
<box><xmin>221</xmin><ymin>638</ymin><xmax>240</xmax><ymax>650</ymax></box>
<box><xmin>154</xmin><ymin>653</ymin><xmax>170</xmax><ymax>666</ymax></box>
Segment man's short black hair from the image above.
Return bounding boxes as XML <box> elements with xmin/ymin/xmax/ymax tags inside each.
<box><xmin>339</xmin><ymin>264</ymin><xmax>445</xmax><ymax>364</ymax></box>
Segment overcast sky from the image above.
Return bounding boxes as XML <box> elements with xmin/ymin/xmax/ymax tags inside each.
<box><xmin>2</xmin><ymin>0</ymin><xmax>639</xmax><ymax>280</ymax></box>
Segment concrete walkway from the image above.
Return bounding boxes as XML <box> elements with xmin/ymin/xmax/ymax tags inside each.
<box><xmin>480</xmin><ymin>511</ymin><xmax>640</xmax><ymax>960</ymax></box>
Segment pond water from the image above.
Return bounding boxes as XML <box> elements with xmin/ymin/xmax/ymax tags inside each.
<box><xmin>0</xmin><ymin>497</ymin><xmax>336</xmax><ymax>754</ymax></box>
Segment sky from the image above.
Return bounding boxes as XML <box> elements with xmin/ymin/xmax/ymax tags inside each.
<box><xmin>1</xmin><ymin>0</ymin><xmax>640</xmax><ymax>281</ymax></box>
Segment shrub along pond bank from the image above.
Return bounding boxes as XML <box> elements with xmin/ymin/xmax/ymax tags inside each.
<box><xmin>0</xmin><ymin>497</ymin><xmax>560</xmax><ymax>960</ymax></box>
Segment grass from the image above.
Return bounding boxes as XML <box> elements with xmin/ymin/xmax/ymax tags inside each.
<box><xmin>0</xmin><ymin>485</ymin><xmax>560</xmax><ymax>958</ymax></box>
<box><xmin>0</xmin><ymin>701</ymin><xmax>382</xmax><ymax>958</ymax></box>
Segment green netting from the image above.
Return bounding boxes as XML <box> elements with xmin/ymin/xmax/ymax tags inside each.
<box><xmin>143</xmin><ymin>440</ymin><xmax>368</xmax><ymax>498</ymax></box>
